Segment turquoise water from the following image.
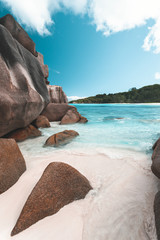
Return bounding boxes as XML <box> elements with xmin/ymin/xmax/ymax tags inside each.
<box><xmin>19</xmin><ymin>104</ymin><xmax>160</xmax><ymax>156</ymax></box>
<box><xmin>72</xmin><ymin>104</ymin><xmax>160</xmax><ymax>153</ymax></box>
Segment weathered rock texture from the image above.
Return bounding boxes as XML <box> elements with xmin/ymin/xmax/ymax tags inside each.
<box><xmin>0</xmin><ymin>14</ymin><xmax>37</xmax><ymax>56</ymax></box>
<box><xmin>45</xmin><ymin>130</ymin><xmax>79</xmax><ymax>147</ymax></box>
<box><xmin>37</xmin><ymin>52</ymin><xmax>49</xmax><ymax>84</ymax></box>
<box><xmin>0</xmin><ymin>138</ymin><xmax>26</xmax><ymax>194</ymax></box>
<box><xmin>60</xmin><ymin>108</ymin><xmax>88</xmax><ymax>125</ymax></box>
<box><xmin>4</xmin><ymin>125</ymin><xmax>41</xmax><ymax>142</ymax></box>
<box><xmin>151</xmin><ymin>138</ymin><xmax>160</xmax><ymax>178</ymax></box>
<box><xmin>154</xmin><ymin>191</ymin><xmax>160</xmax><ymax>239</ymax></box>
<box><xmin>32</xmin><ymin>115</ymin><xmax>50</xmax><ymax>128</ymax></box>
<box><xmin>0</xmin><ymin>14</ymin><xmax>49</xmax><ymax>137</ymax></box>
<box><xmin>11</xmin><ymin>162</ymin><xmax>92</xmax><ymax>236</ymax></box>
<box><xmin>41</xmin><ymin>103</ymin><xmax>75</xmax><ymax>122</ymax></box>
<box><xmin>48</xmin><ymin>85</ymin><xmax>68</xmax><ymax>103</ymax></box>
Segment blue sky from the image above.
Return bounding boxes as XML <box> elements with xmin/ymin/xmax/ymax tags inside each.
<box><xmin>1</xmin><ymin>0</ymin><xmax>160</xmax><ymax>100</ymax></box>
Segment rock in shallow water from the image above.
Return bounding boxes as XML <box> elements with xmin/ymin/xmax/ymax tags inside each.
<box><xmin>0</xmin><ymin>138</ymin><xmax>26</xmax><ymax>194</ymax></box>
<box><xmin>11</xmin><ymin>162</ymin><xmax>92</xmax><ymax>236</ymax></box>
<box><xmin>4</xmin><ymin>125</ymin><xmax>41</xmax><ymax>142</ymax></box>
<box><xmin>45</xmin><ymin>130</ymin><xmax>79</xmax><ymax>147</ymax></box>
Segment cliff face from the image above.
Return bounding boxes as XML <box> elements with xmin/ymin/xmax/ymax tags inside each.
<box><xmin>0</xmin><ymin>14</ymin><xmax>50</xmax><ymax>137</ymax></box>
<box><xmin>48</xmin><ymin>85</ymin><xmax>68</xmax><ymax>103</ymax></box>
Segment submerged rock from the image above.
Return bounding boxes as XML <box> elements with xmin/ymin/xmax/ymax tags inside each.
<box><xmin>0</xmin><ymin>138</ymin><xmax>26</xmax><ymax>194</ymax></box>
<box><xmin>32</xmin><ymin>115</ymin><xmax>50</xmax><ymax>128</ymax></box>
<box><xmin>45</xmin><ymin>130</ymin><xmax>79</xmax><ymax>147</ymax></box>
<box><xmin>0</xmin><ymin>15</ymin><xmax>49</xmax><ymax>137</ymax></box>
<box><xmin>5</xmin><ymin>125</ymin><xmax>41</xmax><ymax>142</ymax></box>
<box><xmin>41</xmin><ymin>103</ymin><xmax>75</xmax><ymax>122</ymax></box>
<box><xmin>11</xmin><ymin>162</ymin><xmax>92</xmax><ymax>236</ymax></box>
<box><xmin>79</xmin><ymin>116</ymin><xmax>88</xmax><ymax>123</ymax></box>
<box><xmin>151</xmin><ymin>138</ymin><xmax>160</xmax><ymax>178</ymax></box>
<box><xmin>48</xmin><ymin>85</ymin><xmax>68</xmax><ymax>103</ymax></box>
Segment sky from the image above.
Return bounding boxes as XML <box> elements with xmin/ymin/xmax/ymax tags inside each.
<box><xmin>1</xmin><ymin>1</ymin><xmax>160</xmax><ymax>100</ymax></box>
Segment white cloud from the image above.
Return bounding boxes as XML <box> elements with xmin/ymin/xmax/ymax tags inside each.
<box><xmin>2</xmin><ymin>0</ymin><xmax>160</xmax><ymax>53</ymax></box>
<box><xmin>155</xmin><ymin>72</ymin><xmax>160</xmax><ymax>80</ymax></box>
<box><xmin>67</xmin><ymin>96</ymin><xmax>86</xmax><ymax>101</ymax></box>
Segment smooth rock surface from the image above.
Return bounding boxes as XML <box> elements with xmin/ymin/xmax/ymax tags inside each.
<box><xmin>32</xmin><ymin>115</ymin><xmax>50</xmax><ymax>128</ymax></box>
<box><xmin>37</xmin><ymin>52</ymin><xmax>49</xmax><ymax>79</ymax></box>
<box><xmin>0</xmin><ymin>138</ymin><xmax>26</xmax><ymax>194</ymax></box>
<box><xmin>151</xmin><ymin>138</ymin><xmax>160</xmax><ymax>178</ymax></box>
<box><xmin>48</xmin><ymin>85</ymin><xmax>68</xmax><ymax>103</ymax></box>
<box><xmin>11</xmin><ymin>162</ymin><xmax>92</xmax><ymax>236</ymax></box>
<box><xmin>5</xmin><ymin>125</ymin><xmax>41</xmax><ymax>142</ymax></box>
<box><xmin>41</xmin><ymin>103</ymin><xmax>75</xmax><ymax>122</ymax></box>
<box><xmin>45</xmin><ymin>130</ymin><xmax>79</xmax><ymax>147</ymax></box>
<box><xmin>0</xmin><ymin>19</ymin><xmax>49</xmax><ymax>137</ymax></box>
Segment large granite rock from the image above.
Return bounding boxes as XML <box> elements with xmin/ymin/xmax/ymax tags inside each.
<box><xmin>5</xmin><ymin>125</ymin><xmax>41</xmax><ymax>142</ymax></box>
<box><xmin>32</xmin><ymin>115</ymin><xmax>50</xmax><ymax>128</ymax></box>
<box><xmin>0</xmin><ymin>14</ymin><xmax>37</xmax><ymax>56</ymax></box>
<box><xmin>45</xmin><ymin>130</ymin><xmax>79</xmax><ymax>147</ymax></box>
<box><xmin>48</xmin><ymin>85</ymin><xmax>68</xmax><ymax>103</ymax></box>
<box><xmin>11</xmin><ymin>162</ymin><xmax>92</xmax><ymax>236</ymax></box>
<box><xmin>41</xmin><ymin>103</ymin><xmax>75</xmax><ymax>121</ymax></box>
<box><xmin>0</xmin><ymin>15</ymin><xmax>49</xmax><ymax>137</ymax></box>
<box><xmin>151</xmin><ymin>138</ymin><xmax>160</xmax><ymax>178</ymax></box>
<box><xmin>154</xmin><ymin>191</ymin><xmax>160</xmax><ymax>239</ymax></box>
<box><xmin>0</xmin><ymin>138</ymin><xmax>26</xmax><ymax>194</ymax></box>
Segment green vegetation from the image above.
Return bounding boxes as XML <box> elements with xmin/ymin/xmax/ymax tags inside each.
<box><xmin>69</xmin><ymin>84</ymin><xmax>160</xmax><ymax>103</ymax></box>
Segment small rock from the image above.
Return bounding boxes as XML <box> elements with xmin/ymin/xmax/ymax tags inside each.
<box><xmin>60</xmin><ymin>109</ymin><xmax>80</xmax><ymax>124</ymax></box>
<box><xmin>0</xmin><ymin>138</ymin><xmax>26</xmax><ymax>194</ymax></box>
<box><xmin>11</xmin><ymin>162</ymin><xmax>92</xmax><ymax>236</ymax></box>
<box><xmin>5</xmin><ymin>125</ymin><xmax>41</xmax><ymax>142</ymax></box>
<box><xmin>45</xmin><ymin>130</ymin><xmax>79</xmax><ymax>147</ymax></box>
<box><xmin>32</xmin><ymin>115</ymin><xmax>50</xmax><ymax>128</ymax></box>
<box><xmin>79</xmin><ymin>116</ymin><xmax>88</xmax><ymax>123</ymax></box>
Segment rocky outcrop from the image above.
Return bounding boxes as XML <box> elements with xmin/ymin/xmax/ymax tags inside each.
<box><xmin>41</xmin><ymin>103</ymin><xmax>76</xmax><ymax>121</ymax></box>
<box><xmin>0</xmin><ymin>14</ymin><xmax>37</xmax><ymax>56</ymax></box>
<box><xmin>45</xmin><ymin>130</ymin><xmax>79</xmax><ymax>147</ymax></box>
<box><xmin>151</xmin><ymin>138</ymin><xmax>160</xmax><ymax>178</ymax></box>
<box><xmin>11</xmin><ymin>162</ymin><xmax>92</xmax><ymax>236</ymax></box>
<box><xmin>32</xmin><ymin>115</ymin><xmax>50</xmax><ymax>128</ymax></box>
<box><xmin>48</xmin><ymin>85</ymin><xmax>68</xmax><ymax>103</ymax></box>
<box><xmin>60</xmin><ymin>108</ymin><xmax>88</xmax><ymax>124</ymax></box>
<box><xmin>4</xmin><ymin>125</ymin><xmax>41</xmax><ymax>142</ymax></box>
<box><xmin>0</xmin><ymin>15</ymin><xmax>49</xmax><ymax>137</ymax></box>
<box><xmin>0</xmin><ymin>138</ymin><xmax>26</xmax><ymax>194</ymax></box>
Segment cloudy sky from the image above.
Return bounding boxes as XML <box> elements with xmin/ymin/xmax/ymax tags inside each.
<box><xmin>1</xmin><ymin>0</ymin><xmax>160</xmax><ymax>99</ymax></box>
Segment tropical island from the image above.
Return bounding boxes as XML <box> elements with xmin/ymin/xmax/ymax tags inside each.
<box><xmin>70</xmin><ymin>84</ymin><xmax>160</xmax><ymax>103</ymax></box>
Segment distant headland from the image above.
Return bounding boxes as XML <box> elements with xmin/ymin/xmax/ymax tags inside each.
<box><xmin>70</xmin><ymin>84</ymin><xmax>160</xmax><ymax>104</ymax></box>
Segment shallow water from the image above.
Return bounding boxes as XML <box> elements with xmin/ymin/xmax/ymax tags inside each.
<box><xmin>4</xmin><ymin>104</ymin><xmax>160</xmax><ymax>240</ymax></box>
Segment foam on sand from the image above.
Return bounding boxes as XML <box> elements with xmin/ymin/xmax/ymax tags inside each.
<box><xmin>0</xmin><ymin>147</ymin><xmax>159</xmax><ymax>240</ymax></box>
